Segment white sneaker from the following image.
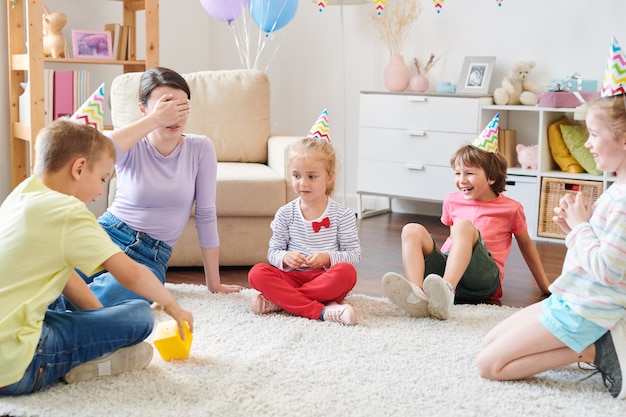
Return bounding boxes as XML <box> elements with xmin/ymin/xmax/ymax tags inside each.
<box><xmin>322</xmin><ymin>302</ymin><xmax>356</xmax><ymax>325</ymax></box>
<box><xmin>251</xmin><ymin>294</ymin><xmax>282</xmax><ymax>314</ymax></box>
<box><xmin>382</xmin><ymin>272</ymin><xmax>430</xmax><ymax>318</ymax></box>
<box><xmin>63</xmin><ymin>341</ymin><xmax>153</xmax><ymax>384</ymax></box>
<box><xmin>423</xmin><ymin>274</ymin><xmax>455</xmax><ymax>320</ymax></box>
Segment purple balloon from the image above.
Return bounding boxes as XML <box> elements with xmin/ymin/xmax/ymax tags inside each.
<box><xmin>200</xmin><ymin>0</ymin><xmax>248</xmax><ymax>24</ymax></box>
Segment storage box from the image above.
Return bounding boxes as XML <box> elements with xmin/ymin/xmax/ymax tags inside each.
<box><xmin>504</xmin><ymin>175</ymin><xmax>538</xmax><ymax>238</ymax></box>
<box><xmin>548</xmin><ymin>78</ymin><xmax>597</xmax><ymax>92</ymax></box>
<box><xmin>537</xmin><ymin>178</ymin><xmax>603</xmax><ymax>238</ymax></box>
<box><xmin>536</xmin><ymin>91</ymin><xmax>601</xmax><ymax>108</ymax></box>
<box><xmin>153</xmin><ymin>320</ymin><xmax>193</xmax><ymax>361</ymax></box>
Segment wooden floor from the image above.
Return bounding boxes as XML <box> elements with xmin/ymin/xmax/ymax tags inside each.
<box><xmin>167</xmin><ymin>212</ymin><xmax>568</xmax><ymax>308</ymax></box>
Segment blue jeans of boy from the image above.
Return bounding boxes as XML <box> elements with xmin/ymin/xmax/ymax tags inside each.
<box><xmin>85</xmin><ymin>212</ymin><xmax>172</xmax><ymax>306</ymax></box>
<box><xmin>0</xmin><ymin>300</ymin><xmax>153</xmax><ymax>395</ymax></box>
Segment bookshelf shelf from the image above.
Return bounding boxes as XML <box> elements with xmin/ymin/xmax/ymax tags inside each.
<box><xmin>6</xmin><ymin>0</ymin><xmax>159</xmax><ymax>187</ymax></box>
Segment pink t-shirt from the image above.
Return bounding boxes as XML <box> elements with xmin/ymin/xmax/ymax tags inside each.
<box><xmin>440</xmin><ymin>192</ymin><xmax>527</xmax><ymax>298</ymax></box>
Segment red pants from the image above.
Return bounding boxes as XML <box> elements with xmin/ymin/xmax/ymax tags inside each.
<box><xmin>248</xmin><ymin>262</ymin><xmax>357</xmax><ymax>320</ymax></box>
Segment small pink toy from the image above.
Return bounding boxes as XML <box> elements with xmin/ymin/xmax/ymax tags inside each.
<box><xmin>516</xmin><ymin>144</ymin><xmax>539</xmax><ymax>169</ymax></box>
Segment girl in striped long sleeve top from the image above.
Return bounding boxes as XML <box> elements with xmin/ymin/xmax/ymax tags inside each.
<box><xmin>476</xmin><ymin>96</ymin><xmax>626</xmax><ymax>399</ymax></box>
<box><xmin>248</xmin><ymin>136</ymin><xmax>361</xmax><ymax>325</ymax></box>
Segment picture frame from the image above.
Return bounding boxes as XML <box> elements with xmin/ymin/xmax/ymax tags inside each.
<box><xmin>71</xmin><ymin>29</ymin><xmax>113</xmax><ymax>60</ymax></box>
<box><xmin>457</xmin><ymin>56</ymin><xmax>496</xmax><ymax>95</ymax></box>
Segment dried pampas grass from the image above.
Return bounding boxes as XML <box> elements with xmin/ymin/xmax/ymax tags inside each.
<box><xmin>370</xmin><ymin>0</ymin><xmax>423</xmax><ymax>57</ymax></box>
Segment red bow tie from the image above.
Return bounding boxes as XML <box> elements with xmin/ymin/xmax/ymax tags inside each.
<box><xmin>312</xmin><ymin>217</ymin><xmax>330</xmax><ymax>233</ymax></box>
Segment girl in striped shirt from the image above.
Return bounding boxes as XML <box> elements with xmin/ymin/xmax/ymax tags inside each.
<box><xmin>248</xmin><ymin>137</ymin><xmax>361</xmax><ymax>325</ymax></box>
<box><xmin>476</xmin><ymin>96</ymin><xmax>626</xmax><ymax>399</ymax></box>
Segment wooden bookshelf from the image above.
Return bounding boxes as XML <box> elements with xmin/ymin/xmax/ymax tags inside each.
<box><xmin>6</xmin><ymin>0</ymin><xmax>159</xmax><ymax>187</ymax></box>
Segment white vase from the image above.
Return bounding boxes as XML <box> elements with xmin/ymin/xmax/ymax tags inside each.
<box><xmin>384</xmin><ymin>55</ymin><xmax>410</xmax><ymax>92</ymax></box>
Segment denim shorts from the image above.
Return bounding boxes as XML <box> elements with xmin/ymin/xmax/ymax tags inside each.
<box><xmin>423</xmin><ymin>233</ymin><xmax>500</xmax><ymax>301</ymax></box>
<box><xmin>539</xmin><ymin>295</ymin><xmax>607</xmax><ymax>353</ymax></box>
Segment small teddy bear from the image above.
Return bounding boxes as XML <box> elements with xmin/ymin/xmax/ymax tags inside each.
<box><xmin>493</xmin><ymin>61</ymin><xmax>543</xmax><ymax>106</ymax></box>
<box><xmin>42</xmin><ymin>6</ymin><xmax>67</xmax><ymax>59</ymax></box>
<box><xmin>516</xmin><ymin>144</ymin><xmax>539</xmax><ymax>169</ymax></box>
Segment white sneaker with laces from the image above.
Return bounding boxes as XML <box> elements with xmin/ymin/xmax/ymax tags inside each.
<box><xmin>322</xmin><ymin>302</ymin><xmax>356</xmax><ymax>325</ymax></box>
<box><xmin>63</xmin><ymin>341</ymin><xmax>153</xmax><ymax>384</ymax></box>
<box><xmin>382</xmin><ymin>272</ymin><xmax>430</xmax><ymax>318</ymax></box>
<box><xmin>423</xmin><ymin>274</ymin><xmax>455</xmax><ymax>320</ymax></box>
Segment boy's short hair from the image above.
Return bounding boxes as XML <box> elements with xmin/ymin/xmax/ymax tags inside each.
<box><xmin>33</xmin><ymin>119</ymin><xmax>116</xmax><ymax>176</ymax></box>
<box><xmin>450</xmin><ymin>144</ymin><xmax>508</xmax><ymax>194</ymax></box>
<box><xmin>287</xmin><ymin>137</ymin><xmax>337</xmax><ymax>196</ymax></box>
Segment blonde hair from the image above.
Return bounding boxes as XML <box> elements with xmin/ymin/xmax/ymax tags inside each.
<box><xmin>450</xmin><ymin>144</ymin><xmax>508</xmax><ymax>194</ymax></box>
<box><xmin>33</xmin><ymin>119</ymin><xmax>116</xmax><ymax>176</ymax></box>
<box><xmin>586</xmin><ymin>96</ymin><xmax>626</xmax><ymax>141</ymax></box>
<box><xmin>287</xmin><ymin>138</ymin><xmax>337</xmax><ymax>196</ymax></box>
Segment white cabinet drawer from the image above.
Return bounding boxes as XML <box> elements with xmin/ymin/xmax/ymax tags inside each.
<box><xmin>359</xmin><ymin>127</ymin><xmax>474</xmax><ymax>167</ymax></box>
<box><xmin>360</xmin><ymin>93</ymin><xmax>482</xmax><ymax>133</ymax></box>
<box><xmin>357</xmin><ymin>160</ymin><xmax>456</xmax><ymax>202</ymax></box>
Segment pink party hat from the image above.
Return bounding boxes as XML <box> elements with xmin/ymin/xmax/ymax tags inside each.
<box><xmin>472</xmin><ymin>113</ymin><xmax>499</xmax><ymax>153</ymax></box>
<box><xmin>602</xmin><ymin>36</ymin><xmax>626</xmax><ymax>97</ymax></box>
<box><xmin>307</xmin><ymin>108</ymin><xmax>331</xmax><ymax>142</ymax></box>
<box><xmin>70</xmin><ymin>83</ymin><xmax>105</xmax><ymax>131</ymax></box>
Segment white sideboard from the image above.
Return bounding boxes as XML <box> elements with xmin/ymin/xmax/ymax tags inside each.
<box><xmin>357</xmin><ymin>91</ymin><xmax>492</xmax><ymax>217</ymax></box>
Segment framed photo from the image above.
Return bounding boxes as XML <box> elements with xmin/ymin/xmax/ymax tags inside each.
<box><xmin>71</xmin><ymin>29</ymin><xmax>113</xmax><ymax>60</ymax></box>
<box><xmin>457</xmin><ymin>56</ymin><xmax>496</xmax><ymax>95</ymax></box>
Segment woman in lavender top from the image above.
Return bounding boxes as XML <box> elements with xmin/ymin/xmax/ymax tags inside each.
<box><xmin>85</xmin><ymin>67</ymin><xmax>243</xmax><ymax>305</ymax></box>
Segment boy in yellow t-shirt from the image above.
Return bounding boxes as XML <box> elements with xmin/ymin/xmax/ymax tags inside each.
<box><xmin>0</xmin><ymin>119</ymin><xmax>193</xmax><ymax>395</ymax></box>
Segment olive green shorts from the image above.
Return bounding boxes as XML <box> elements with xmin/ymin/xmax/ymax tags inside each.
<box><xmin>423</xmin><ymin>233</ymin><xmax>500</xmax><ymax>301</ymax></box>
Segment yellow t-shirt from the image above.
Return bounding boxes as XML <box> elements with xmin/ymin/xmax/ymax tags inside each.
<box><xmin>0</xmin><ymin>176</ymin><xmax>122</xmax><ymax>386</ymax></box>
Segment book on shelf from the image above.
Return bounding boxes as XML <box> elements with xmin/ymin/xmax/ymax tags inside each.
<box><xmin>117</xmin><ymin>25</ymin><xmax>129</xmax><ymax>60</ymax></box>
<box><xmin>104</xmin><ymin>23</ymin><xmax>121</xmax><ymax>60</ymax></box>
<box><xmin>498</xmin><ymin>129</ymin><xmax>518</xmax><ymax>169</ymax></box>
<box><xmin>45</xmin><ymin>70</ymin><xmax>90</xmax><ymax>123</ymax></box>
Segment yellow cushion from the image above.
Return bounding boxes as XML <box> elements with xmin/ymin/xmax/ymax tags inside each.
<box><xmin>547</xmin><ymin>116</ymin><xmax>585</xmax><ymax>173</ymax></box>
<box><xmin>560</xmin><ymin>123</ymin><xmax>602</xmax><ymax>176</ymax></box>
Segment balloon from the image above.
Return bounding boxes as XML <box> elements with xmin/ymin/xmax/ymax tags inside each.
<box><xmin>250</xmin><ymin>0</ymin><xmax>298</xmax><ymax>33</ymax></box>
<box><xmin>200</xmin><ymin>0</ymin><xmax>248</xmax><ymax>24</ymax></box>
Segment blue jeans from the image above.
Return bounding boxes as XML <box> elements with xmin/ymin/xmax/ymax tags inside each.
<box><xmin>85</xmin><ymin>212</ymin><xmax>172</xmax><ymax>306</ymax></box>
<box><xmin>0</xmin><ymin>300</ymin><xmax>153</xmax><ymax>396</ymax></box>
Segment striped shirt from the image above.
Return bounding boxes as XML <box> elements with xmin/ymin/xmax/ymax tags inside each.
<box><xmin>267</xmin><ymin>197</ymin><xmax>361</xmax><ymax>270</ymax></box>
<box><xmin>550</xmin><ymin>183</ymin><xmax>626</xmax><ymax>329</ymax></box>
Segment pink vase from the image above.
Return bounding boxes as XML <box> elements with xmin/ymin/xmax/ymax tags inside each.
<box><xmin>384</xmin><ymin>55</ymin><xmax>410</xmax><ymax>92</ymax></box>
<box><xmin>409</xmin><ymin>74</ymin><xmax>430</xmax><ymax>92</ymax></box>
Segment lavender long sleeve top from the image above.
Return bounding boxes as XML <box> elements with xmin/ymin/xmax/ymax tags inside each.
<box><xmin>107</xmin><ymin>134</ymin><xmax>219</xmax><ymax>249</ymax></box>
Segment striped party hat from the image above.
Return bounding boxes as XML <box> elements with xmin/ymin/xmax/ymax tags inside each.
<box><xmin>306</xmin><ymin>108</ymin><xmax>331</xmax><ymax>142</ymax></box>
<box><xmin>601</xmin><ymin>36</ymin><xmax>626</xmax><ymax>97</ymax></box>
<box><xmin>70</xmin><ymin>83</ymin><xmax>105</xmax><ymax>131</ymax></box>
<box><xmin>472</xmin><ymin>113</ymin><xmax>499</xmax><ymax>153</ymax></box>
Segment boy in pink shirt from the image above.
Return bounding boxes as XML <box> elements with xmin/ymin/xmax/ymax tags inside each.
<box><xmin>383</xmin><ymin>115</ymin><xmax>550</xmax><ymax>320</ymax></box>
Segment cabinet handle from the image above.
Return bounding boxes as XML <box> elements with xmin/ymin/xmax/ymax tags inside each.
<box><xmin>405</xmin><ymin>163</ymin><xmax>425</xmax><ymax>171</ymax></box>
<box><xmin>407</xmin><ymin>96</ymin><xmax>428</xmax><ymax>103</ymax></box>
<box><xmin>406</xmin><ymin>130</ymin><xmax>426</xmax><ymax>137</ymax></box>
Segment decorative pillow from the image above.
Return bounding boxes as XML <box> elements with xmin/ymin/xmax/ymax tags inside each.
<box><xmin>547</xmin><ymin>116</ymin><xmax>585</xmax><ymax>173</ymax></box>
<box><xmin>559</xmin><ymin>123</ymin><xmax>602</xmax><ymax>176</ymax></box>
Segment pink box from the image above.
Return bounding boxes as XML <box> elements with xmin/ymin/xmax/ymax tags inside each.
<box><xmin>536</xmin><ymin>91</ymin><xmax>600</xmax><ymax>108</ymax></box>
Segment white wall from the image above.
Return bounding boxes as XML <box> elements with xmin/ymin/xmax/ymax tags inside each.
<box><xmin>2</xmin><ymin>0</ymin><xmax>625</xmax><ymax>209</ymax></box>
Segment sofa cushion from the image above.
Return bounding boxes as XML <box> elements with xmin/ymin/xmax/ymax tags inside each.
<box><xmin>216</xmin><ymin>163</ymin><xmax>287</xmax><ymax>217</ymax></box>
<box><xmin>110</xmin><ymin>69</ymin><xmax>271</xmax><ymax>163</ymax></box>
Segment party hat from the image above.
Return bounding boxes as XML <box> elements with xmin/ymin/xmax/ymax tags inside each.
<box><xmin>306</xmin><ymin>108</ymin><xmax>331</xmax><ymax>142</ymax></box>
<box><xmin>317</xmin><ymin>0</ymin><xmax>328</xmax><ymax>12</ymax></box>
<box><xmin>70</xmin><ymin>83</ymin><xmax>105</xmax><ymax>131</ymax></box>
<box><xmin>472</xmin><ymin>113</ymin><xmax>499</xmax><ymax>153</ymax></box>
<box><xmin>375</xmin><ymin>0</ymin><xmax>386</xmax><ymax>15</ymax></box>
<box><xmin>601</xmin><ymin>36</ymin><xmax>626</xmax><ymax>97</ymax></box>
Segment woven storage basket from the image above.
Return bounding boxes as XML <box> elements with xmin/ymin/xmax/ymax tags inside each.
<box><xmin>538</xmin><ymin>178</ymin><xmax>603</xmax><ymax>239</ymax></box>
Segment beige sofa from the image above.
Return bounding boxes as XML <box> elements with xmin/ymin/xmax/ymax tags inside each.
<box><xmin>90</xmin><ymin>70</ymin><xmax>298</xmax><ymax>266</ymax></box>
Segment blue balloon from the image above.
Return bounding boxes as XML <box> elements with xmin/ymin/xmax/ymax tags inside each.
<box><xmin>250</xmin><ymin>0</ymin><xmax>298</xmax><ymax>33</ymax></box>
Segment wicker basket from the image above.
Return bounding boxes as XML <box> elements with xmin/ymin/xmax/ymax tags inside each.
<box><xmin>538</xmin><ymin>178</ymin><xmax>603</xmax><ymax>238</ymax></box>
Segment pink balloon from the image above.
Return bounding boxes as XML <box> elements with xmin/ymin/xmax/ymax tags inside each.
<box><xmin>200</xmin><ymin>0</ymin><xmax>248</xmax><ymax>24</ymax></box>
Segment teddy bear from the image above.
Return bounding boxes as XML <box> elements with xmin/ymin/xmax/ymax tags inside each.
<box><xmin>493</xmin><ymin>60</ymin><xmax>542</xmax><ymax>106</ymax></box>
<box><xmin>42</xmin><ymin>6</ymin><xmax>67</xmax><ymax>59</ymax></box>
<box><xmin>516</xmin><ymin>144</ymin><xmax>538</xmax><ymax>169</ymax></box>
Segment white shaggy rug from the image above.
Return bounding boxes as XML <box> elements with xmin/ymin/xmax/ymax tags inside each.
<box><xmin>1</xmin><ymin>284</ymin><xmax>625</xmax><ymax>417</ymax></box>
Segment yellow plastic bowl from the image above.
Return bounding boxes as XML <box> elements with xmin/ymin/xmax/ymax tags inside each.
<box><xmin>153</xmin><ymin>320</ymin><xmax>192</xmax><ymax>361</ymax></box>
